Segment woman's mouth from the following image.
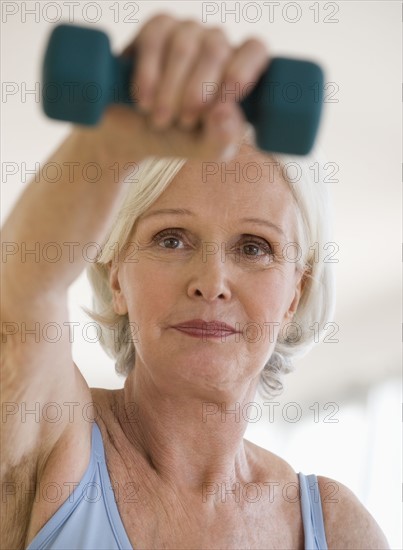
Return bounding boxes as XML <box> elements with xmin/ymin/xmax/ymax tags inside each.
<box><xmin>171</xmin><ymin>319</ymin><xmax>239</xmax><ymax>339</ymax></box>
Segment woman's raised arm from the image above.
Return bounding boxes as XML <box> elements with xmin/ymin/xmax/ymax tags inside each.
<box><xmin>0</xmin><ymin>7</ymin><xmax>267</xmax><ymax>500</ymax></box>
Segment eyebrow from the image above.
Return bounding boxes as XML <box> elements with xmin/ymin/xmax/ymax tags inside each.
<box><xmin>138</xmin><ymin>208</ymin><xmax>287</xmax><ymax>239</ymax></box>
<box><xmin>241</xmin><ymin>217</ymin><xmax>287</xmax><ymax>239</ymax></box>
<box><xmin>139</xmin><ymin>208</ymin><xmax>195</xmax><ymax>221</ymax></box>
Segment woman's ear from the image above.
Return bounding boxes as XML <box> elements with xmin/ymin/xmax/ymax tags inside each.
<box><xmin>108</xmin><ymin>260</ymin><xmax>128</xmax><ymax>315</ymax></box>
<box><xmin>281</xmin><ymin>270</ymin><xmax>307</xmax><ymax>327</ymax></box>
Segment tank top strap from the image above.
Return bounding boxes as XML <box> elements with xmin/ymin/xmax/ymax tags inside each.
<box><xmin>91</xmin><ymin>422</ymin><xmax>133</xmax><ymax>550</ymax></box>
<box><xmin>91</xmin><ymin>420</ymin><xmax>109</xmax><ymax>461</ymax></box>
<box><xmin>298</xmin><ymin>472</ymin><xmax>328</xmax><ymax>550</ymax></box>
<box><xmin>26</xmin><ymin>422</ymin><xmax>99</xmax><ymax>549</ymax></box>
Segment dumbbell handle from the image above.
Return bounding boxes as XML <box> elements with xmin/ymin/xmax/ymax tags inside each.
<box><xmin>42</xmin><ymin>24</ymin><xmax>324</xmax><ymax>154</ymax></box>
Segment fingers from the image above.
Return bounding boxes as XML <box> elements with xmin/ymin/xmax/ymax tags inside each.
<box><xmin>180</xmin><ymin>38</ymin><xmax>269</xmax><ymax>131</ymax></box>
<box><xmin>222</xmin><ymin>38</ymin><xmax>270</xmax><ymax>99</ymax></box>
<box><xmin>199</xmin><ymin>100</ymin><xmax>246</xmax><ymax>160</ymax></box>
<box><xmin>159</xmin><ymin>100</ymin><xmax>246</xmax><ymax>162</ymax></box>
<box><xmin>177</xmin><ymin>27</ymin><xmax>232</xmax><ymax>128</ymax></box>
<box><xmin>177</xmin><ymin>34</ymin><xmax>269</xmax><ymax>131</ymax></box>
<box><xmin>128</xmin><ymin>14</ymin><xmax>177</xmax><ymax>112</ymax></box>
<box><xmin>127</xmin><ymin>99</ymin><xmax>246</xmax><ymax>162</ymax></box>
<box><xmin>127</xmin><ymin>15</ymin><xmax>268</xmax><ymax>124</ymax></box>
<box><xmin>116</xmin><ymin>13</ymin><xmax>269</xmax><ymax>162</ymax></box>
<box><xmin>148</xmin><ymin>30</ymin><xmax>268</xmax><ymax>132</ymax></box>
<box><xmin>149</xmin><ymin>21</ymin><xmax>204</xmax><ymax>128</ymax></box>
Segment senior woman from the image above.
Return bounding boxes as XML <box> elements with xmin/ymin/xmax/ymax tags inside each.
<box><xmin>1</xmin><ymin>13</ymin><xmax>389</xmax><ymax>550</ymax></box>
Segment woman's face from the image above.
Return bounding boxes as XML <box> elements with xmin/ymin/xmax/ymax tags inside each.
<box><xmin>110</xmin><ymin>144</ymin><xmax>305</xmax><ymax>397</ymax></box>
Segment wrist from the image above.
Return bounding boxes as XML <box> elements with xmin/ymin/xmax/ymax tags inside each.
<box><xmin>68</xmin><ymin>116</ymin><xmax>145</xmax><ymax>167</ymax></box>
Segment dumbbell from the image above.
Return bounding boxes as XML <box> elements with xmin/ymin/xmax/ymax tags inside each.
<box><xmin>42</xmin><ymin>24</ymin><xmax>324</xmax><ymax>155</ymax></box>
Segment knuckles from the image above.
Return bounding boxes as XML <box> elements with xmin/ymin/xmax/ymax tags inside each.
<box><xmin>145</xmin><ymin>12</ymin><xmax>176</xmax><ymax>28</ymax></box>
<box><xmin>127</xmin><ymin>14</ymin><xmax>268</xmax><ymax>125</ymax></box>
<box><xmin>202</xmin><ymin>39</ymin><xmax>232</xmax><ymax>64</ymax></box>
<box><xmin>241</xmin><ymin>37</ymin><xmax>269</xmax><ymax>57</ymax></box>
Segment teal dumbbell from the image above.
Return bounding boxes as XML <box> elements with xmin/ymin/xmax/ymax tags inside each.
<box><xmin>42</xmin><ymin>24</ymin><xmax>324</xmax><ymax>155</ymax></box>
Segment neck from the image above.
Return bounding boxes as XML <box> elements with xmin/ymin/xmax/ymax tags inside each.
<box><xmin>117</xmin><ymin>366</ymin><xmax>260</xmax><ymax>494</ymax></box>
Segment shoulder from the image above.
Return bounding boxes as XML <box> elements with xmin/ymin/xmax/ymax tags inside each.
<box><xmin>244</xmin><ymin>438</ymin><xmax>297</xmax><ymax>479</ymax></box>
<box><xmin>243</xmin><ymin>439</ymin><xmax>302</xmax><ymax>503</ymax></box>
<box><xmin>317</xmin><ymin>475</ymin><xmax>390</xmax><ymax>549</ymax></box>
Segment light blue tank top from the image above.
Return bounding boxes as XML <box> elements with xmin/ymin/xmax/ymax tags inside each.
<box><xmin>26</xmin><ymin>422</ymin><xmax>328</xmax><ymax>550</ymax></box>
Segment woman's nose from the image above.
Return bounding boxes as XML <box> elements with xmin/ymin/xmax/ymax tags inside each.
<box><xmin>186</xmin><ymin>244</ymin><xmax>232</xmax><ymax>301</ymax></box>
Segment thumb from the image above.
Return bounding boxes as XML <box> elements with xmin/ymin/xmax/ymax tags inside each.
<box><xmin>200</xmin><ymin>100</ymin><xmax>246</xmax><ymax>161</ymax></box>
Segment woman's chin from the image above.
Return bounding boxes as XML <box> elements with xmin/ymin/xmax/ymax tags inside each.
<box><xmin>148</xmin><ymin>351</ymin><xmax>246</xmax><ymax>394</ymax></box>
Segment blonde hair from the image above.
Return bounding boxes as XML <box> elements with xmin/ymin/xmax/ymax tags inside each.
<box><xmin>84</xmin><ymin>124</ymin><xmax>336</xmax><ymax>400</ymax></box>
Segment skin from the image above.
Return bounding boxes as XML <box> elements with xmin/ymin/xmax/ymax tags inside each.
<box><xmin>108</xmin><ymin>142</ymin><xmax>305</xmax><ymax>496</ymax></box>
<box><xmin>105</xmin><ymin>145</ymin><xmax>391</xmax><ymax>547</ymax></box>
<box><xmin>2</xmin><ymin>12</ymin><xmax>390</xmax><ymax>549</ymax></box>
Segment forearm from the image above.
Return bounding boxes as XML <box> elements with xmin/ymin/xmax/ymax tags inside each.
<box><xmin>1</xmin><ymin>126</ymin><xmax>142</xmax><ymax>313</ymax></box>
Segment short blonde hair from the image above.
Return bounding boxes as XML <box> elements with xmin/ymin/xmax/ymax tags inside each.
<box><xmin>84</xmin><ymin>124</ymin><xmax>336</xmax><ymax>400</ymax></box>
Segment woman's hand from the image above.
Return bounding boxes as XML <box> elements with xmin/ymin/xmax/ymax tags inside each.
<box><xmin>95</xmin><ymin>13</ymin><xmax>269</xmax><ymax>162</ymax></box>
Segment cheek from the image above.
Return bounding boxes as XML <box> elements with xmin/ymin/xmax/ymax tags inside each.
<box><xmin>237</xmin><ymin>271</ymin><xmax>294</xmax><ymax>346</ymax></box>
<box><xmin>241</xmin><ymin>271</ymin><xmax>288</xmax><ymax>316</ymax></box>
<box><xmin>123</xmin><ymin>262</ymin><xmax>178</xmax><ymax>322</ymax></box>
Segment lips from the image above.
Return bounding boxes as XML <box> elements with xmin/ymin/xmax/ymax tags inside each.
<box><xmin>173</xmin><ymin>319</ymin><xmax>239</xmax><ymax>336</ymax></box>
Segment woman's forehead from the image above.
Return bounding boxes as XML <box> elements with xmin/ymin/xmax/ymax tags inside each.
<box><xmin>168</xmin><ymin>146</ymin><xmax>292</xmax><ymax>205</ymax></box>
<box><xmin>180</xmin><ymin>143</ymin><xmax>286</xmax><ymax>187</ymax></box>
<box><xmin>137</xmin><ymin>146</ymin><xmax>297</xmax><ymax>241</ymax></box>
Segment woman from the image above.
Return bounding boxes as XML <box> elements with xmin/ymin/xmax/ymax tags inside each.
<box><xmin>1</xmin><ymin>13</ymin><xmax>389</xmax><ymax>550</ymax></box>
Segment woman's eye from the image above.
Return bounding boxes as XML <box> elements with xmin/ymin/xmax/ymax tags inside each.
<box><xmin>151</xmin><ymin>230</ymin><xmax>273</xmax><ymax>259</ymax></box>
<box><xmin>243</xmin><ymin>244</ymin><xmax>263</xmax><ymax>256</ymax></box>
<box><xmin>161</xmin><ymin>237</ymin><xmax>181</xmax><ymax>249</ymax></box>
<box><xmin>152</xmin><ymin>229</ymin><xmax>185</xmax><ymax>249</ymax></box>
<box><xmin>241</xmin><ymin>240</ymin><xmax>273</xmax><ymax>258</ymax></box>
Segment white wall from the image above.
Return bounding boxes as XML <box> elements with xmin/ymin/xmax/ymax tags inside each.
<box><xmin>1</xmin><ymin>1</ymin><xmax>401</xmax><ymax>546</ymax></box>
